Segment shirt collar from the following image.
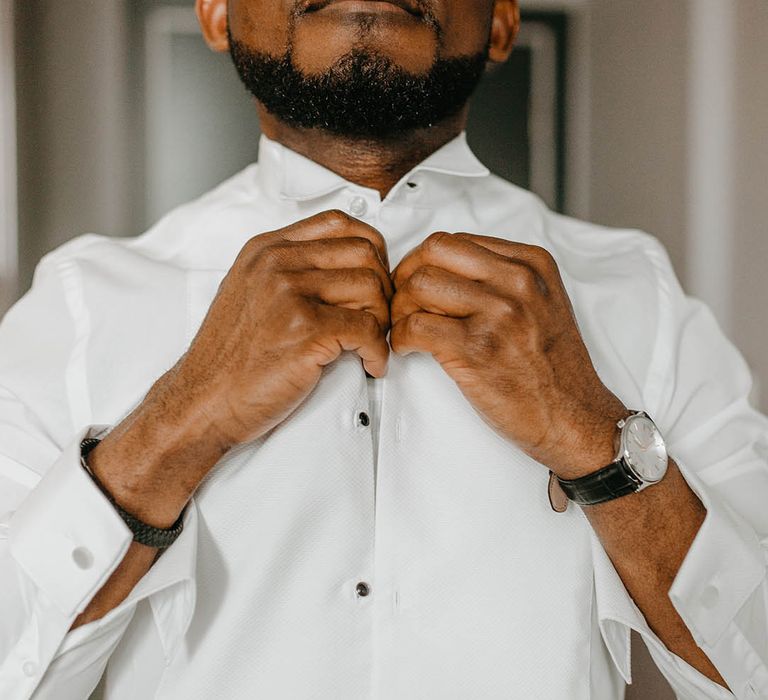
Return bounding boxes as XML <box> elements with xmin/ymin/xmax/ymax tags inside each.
<box><xmin>256</xmin><ymin>131</ymin><xmax>490</xmax><ymax>203</ymax></box>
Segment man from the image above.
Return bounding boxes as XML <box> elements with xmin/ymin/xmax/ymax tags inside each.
<box><xmin>0</xmin><ymin>0</ymin><xmax>766</xmax><ymax>698</ymax></box>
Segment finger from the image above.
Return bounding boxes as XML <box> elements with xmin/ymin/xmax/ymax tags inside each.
<box><xmin>289</xmin><ymin>268</ymin><xmax>392</xmax><ymax>332</ymax></box>
<box><xmin>393</xmin><ymin>232</ymin><xmax>513</xmax><ymax>288</ymax></box>
<box><xmin>453</xmin><ymin>234</ymin><xmax>580</xmax><ymax>319</ymax></box>
<box><xmin>312</xmin><ymin>303</ymin><xmax>390</xmax><ymax>378</ymax></box>
<box><xmin>249</xmin><ymin>210</ymin><xmax>390</xmax><ymax>270</ymax></box>
<box><xmin>453</xmin><ymin>233</ymin><xmax>558</xmax><ymax>278</ymax></box>
<box><xmin>452</xmin><ymin>233</ymin><xmax>558</xmax><ymax>296</ymax></box>
<box><xmin>394</xmin><ymin>232</ymin><xmax>549</xmax><ymax>301</ymax></box>
<box><xmin>263</xmin><ymin>237</ymin><xmax>392</xmax><ymax>297</ymax></box>
<box><xmin>389</xmin><ymin>311</ymin><xmax>466</xmax><ymax>359</ymax></box>
<box><xmin>391</xmin><ymin>265</ymin><xmax>492</xmax><ymax>325</ymax></box>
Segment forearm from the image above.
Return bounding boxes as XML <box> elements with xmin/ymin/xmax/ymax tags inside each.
<box><xmin>70</xmin><ymin>376</ymin><xmax>225</xmax><ymax>630</ymax></box>
<box><xmin>583</xmin><ymin>459</ymin><xmax>727</xmax><ymax>689</ymax></box>
<box><xmin>71</xmin><ymin>542</ymin><xmax>158</xmax><ymax>630</ymax></box>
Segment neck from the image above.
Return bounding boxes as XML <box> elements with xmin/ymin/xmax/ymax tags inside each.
<box><xmin>257</xmin><ymin>105</ymin><xmax>469</xmax><ymax>198</ymax></box>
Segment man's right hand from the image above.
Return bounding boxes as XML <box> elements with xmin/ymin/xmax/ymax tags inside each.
<box><xmin>89</xmin><ymin>210</ymin><xmax>391</xmax><ymax>528</ymax></box>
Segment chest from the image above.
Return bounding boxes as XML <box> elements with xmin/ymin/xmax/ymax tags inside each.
<box><xmin>94</xmin><ymin>263</ymin><xmax>637</xmax><ymax>698</ymax></box>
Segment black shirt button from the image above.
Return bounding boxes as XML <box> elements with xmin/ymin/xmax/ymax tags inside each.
<box><xmin>355</xmin><ymin>581</ymin><xmax>371</xmax><ymax>597</ymax></box>
<box><xmin>358</xmin><ymin>412</ymin><xmax>370</xmax><ymax>427</ymax></box>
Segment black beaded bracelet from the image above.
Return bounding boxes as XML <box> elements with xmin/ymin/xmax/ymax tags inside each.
<box><xmin>80</xmin><ymin>437</ymin><xmax>185</xmax><ymax>549</ymax></box>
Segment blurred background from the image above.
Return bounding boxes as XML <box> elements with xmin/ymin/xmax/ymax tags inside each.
<box><xmin>1</xmin><ymin>0</ymin><xmax>766</xmax><ymax>697</ymax></box>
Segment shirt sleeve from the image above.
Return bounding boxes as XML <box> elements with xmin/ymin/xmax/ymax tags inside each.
<box><xmin>0</xmin><ymin>253</ymin><xmax>197</xmax><ymax>699</ymax></box>
<box><xmin>593</xmin><ymin>240</ymin><xmax>768</xmax><ymax>700</ymax></box>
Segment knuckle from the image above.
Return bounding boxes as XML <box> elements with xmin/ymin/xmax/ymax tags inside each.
<box><xmin>529</xmin><ymin>244</ymin><xmax>557</xmax><ymax>269</ymax></box>
<box><xmin>286</xmin><ymin>304</ymin><xmax>317</xmax><ymax>339</ymax></box>
<box><xmin>369</xmin><ymin>227</ymin><xmax>387</xmax><ymax>250</ymax></box>
<box><xmin>408</xmin><ymin>266</ymin><xmax>433</xmax><ymax>292</ymax></box>
<box><xmin>405</xmin><ymin>312</ymin><xmax>427</xmax><ymax>336</ymax></box>
<box><xmin>255</xmin><ymin>245</ymin><xmax>286</xmax><ymax>270</ymax></box>
<box><xmin>241</xmin><ymin>235</ymin><xmax>260</xmax><ymax>256</ymax></box>
<box><xmin>492</xmin><ymin>295</ymin><xmax>521</xmax><ymax>321</ymax></box>
<box><xmin>389</xmin><ymin>328</ymin><xmax>403</xmax><ymax>352</ymax></box>
<box><xmin>360</xmin><ymin>311</ymin><xmax>380</xmax><ymax>336</ymax></box>
<box><xmin>361</xmin><ymin>267</ymin><xmax>384</xmax><ymax>291</ymax></box>
<box><xmin>422</xmin><ymin>231</ymin><xmax>451</xmax><ymax>255</ymax></box>
<box><xmin>510</xmin><ymin>265</ymin><xmax>540</xmax><ymax>296</ymax></box>
<box><xmin>237</xmin><ymin>236</ymin><xmax>266</xmax><ymax>266</ymax></box>
<box><xmin>321</xmin><ymin>209</ymin><xmax>353</xmax><ymax>228</ymax></box>
<box><xmin>352</xmin><ymin>237</ymin><xmax>379</xmax><ymax>261</ymax></box>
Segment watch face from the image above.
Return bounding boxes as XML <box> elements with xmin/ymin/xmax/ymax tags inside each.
<box><xmin>622</xmin><ymin>415</ymin><xmax>668</xmax><ymax>482</ymax></box>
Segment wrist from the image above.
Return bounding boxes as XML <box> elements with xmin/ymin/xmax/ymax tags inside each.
<box><xmin>82</xmin><ymin>436</ymin><xmax>186</xmax><ymax>546</ymax></box>
<box><xmin>89</xmin><ymin>379</ymin><xmax>228</xmax><ymax>529</ymax></box>
<box><xmin>545</xmin><ymin>405</ymin><xmax>630</xmax><ymax>480</ymax></box>
<box><xmin>554</xmin><ymin>410</ymin><xmax>670</xmax><ymax>508</ymax></box>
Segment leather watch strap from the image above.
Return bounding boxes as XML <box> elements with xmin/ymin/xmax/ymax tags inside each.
<box><xmin>80</xmin><ymin>437</ymin><xmax>185</xmax><ymax>549</ymax></box>
<box><xmin>547</xmin><ymin>471</ymin><xmax>570</xmax><ymax>513</ymax></box>
<box><xmin>555</xmin><ymin>459</ymin><xmax>639</xmax><ymax>506</ymax></box>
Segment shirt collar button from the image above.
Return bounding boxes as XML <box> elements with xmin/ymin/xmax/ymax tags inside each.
<box><xmin>348</xmin><ymin>196</ymin><xmax>368</xmax><ymax>218</ymax></box>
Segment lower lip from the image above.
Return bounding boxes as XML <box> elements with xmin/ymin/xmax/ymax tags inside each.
<box><xmin>312</xmin><ymin>0</ymin><xmax>413</xmax><ymax>16</ymax></box>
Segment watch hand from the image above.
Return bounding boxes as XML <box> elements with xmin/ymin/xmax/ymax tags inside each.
<box><xmin>631</xmin><ymin>423</ymin><xmax>654</xmax><ymax>449</ymax></box>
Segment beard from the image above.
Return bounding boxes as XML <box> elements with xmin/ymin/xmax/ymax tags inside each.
<box><xmin>228</xmin><ymin>29</ymin><xmax>488</xmax><ymax>140</ymax></box>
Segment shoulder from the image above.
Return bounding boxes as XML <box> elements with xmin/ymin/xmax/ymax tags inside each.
<box><xmin>544</xmin><ymin>209</ymin><xmax>676</xmax><ymax>293</ymax></box>
<box><xmin>467</xmin><ymin>173</ymin><xmax>678</xmax><ymax>294</ymax></box>
<box><xmin>36</xmin><ymin>163</ymin><xmax>265</xmax><ymax>280</ymax></box>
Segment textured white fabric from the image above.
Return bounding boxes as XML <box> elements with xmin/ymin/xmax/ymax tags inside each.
<box><xmin>0</xmin><ymin>133</ymin><xmax>766</xmax><ymax>699</ymax></box>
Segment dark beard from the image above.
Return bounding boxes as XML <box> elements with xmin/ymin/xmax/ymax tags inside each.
<box><xmin>228</xmin><ymin>35</ymin><xmax>488</xmax><ymax>140</ymax></box>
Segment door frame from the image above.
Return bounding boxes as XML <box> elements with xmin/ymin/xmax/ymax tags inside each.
<box><xmin>520</xmin><ymin>0</ymin><xmax>592</xmax><ymax>219</ymax></box>
<box><xmin>0</xmin><ymin>0</ymin><xmax>18</xmax><ymax>313</ymax></box>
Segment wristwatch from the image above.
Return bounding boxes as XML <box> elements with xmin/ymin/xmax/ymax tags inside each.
<box><xmin>552</xmin><ymin>411</ymin><xmax>668</xmax><ymax>509</ymax></box>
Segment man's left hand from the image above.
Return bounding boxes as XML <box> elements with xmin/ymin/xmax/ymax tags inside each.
<box><xmin>391</xmin><ymin>232</ymin><xmax>628</xmax><ymax>478</ymax></box>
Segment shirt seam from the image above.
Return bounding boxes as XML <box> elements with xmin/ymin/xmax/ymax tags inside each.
<box><xmin>641</xmin><ymin>239</ymin><xmax>675</xmax><ymax>418</ymax></box>
<box><xmin>56</xmin><ymin>258</ymin><xmax>93</xmax><ymax>433</ymax></box>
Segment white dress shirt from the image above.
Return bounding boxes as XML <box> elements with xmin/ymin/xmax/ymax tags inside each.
<box><xmin>0</xmin><ymin>133</ymin><xmax>767</xmax><ymax>700</ymax></box>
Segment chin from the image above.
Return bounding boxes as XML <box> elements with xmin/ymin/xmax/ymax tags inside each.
<box><xmin>291</xmin><ymin>12</ymin><xmax>440</xmax><ymax>75</ymax></box>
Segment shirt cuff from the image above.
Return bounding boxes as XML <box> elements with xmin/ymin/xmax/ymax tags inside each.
<box><xmin>591</xmin><ymin>527</ymin><xmax>737</xmax><ymax>699</ymax></box>
<box><xmin>592</xmin><ymin>457</ymin><xmax>767</xmax><ymax>698</ymax></box>
<box><xmin>667</xmin><ymin>459</ymin><xmax>765</xmax><ymax>648</ymax></box>
<box><xmin>8</xmin><ymin>426</ymin><xmax>132</xmax><ymax>618</ymax></box>
<box><xmin>55</xmin><ymin>500</ymin><xmax>199</xmax><ymax>663</ymax></box>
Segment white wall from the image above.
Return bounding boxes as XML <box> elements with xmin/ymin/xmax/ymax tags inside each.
<box><xmin>586</xmin><ymin>0</ymin><xmax>690</xmax><ymax>278</ymax></box>
<box><xmin>732</xmin><ymin>0</ymin><xmax>768</xmax><ymax>407</ymax></box>
<box><xmin>14</xmin><ymin>0</ymin><xmax>130</xmax><ymax>288</ymax></box>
